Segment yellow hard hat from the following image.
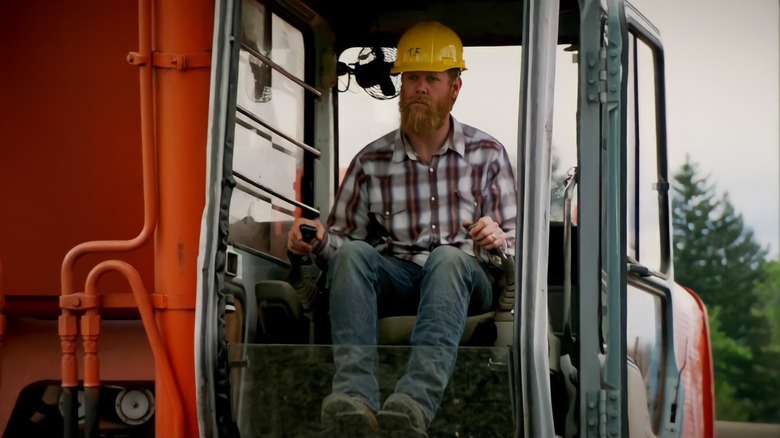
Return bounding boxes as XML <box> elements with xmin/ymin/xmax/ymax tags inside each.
<box><xmin>391</xmin><ymin>21</ymin><xmax>467</xmax><ymax>74</ymax></box>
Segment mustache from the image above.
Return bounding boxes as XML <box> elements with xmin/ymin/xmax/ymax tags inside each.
<box><xmin>402</xmin><ymin>96</ymin><xmax>431</xmax><ymax>108</ymax></box>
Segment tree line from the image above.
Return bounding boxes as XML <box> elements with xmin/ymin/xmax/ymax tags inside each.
<box><xmin>672</xmin><ymin>157</ymin><xmax>780</xmax><ymax>423</ymax></box>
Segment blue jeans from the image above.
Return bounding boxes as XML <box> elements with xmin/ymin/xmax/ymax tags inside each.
<box><xmin>327</xmin><ymin>241</ymin><xmax>494</xmax><ymax>422</ymax></box>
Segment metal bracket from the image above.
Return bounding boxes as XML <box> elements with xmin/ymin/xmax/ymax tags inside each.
<box><xmin>152</xmin><ymin>51</ymin><xmax>212</xmax><ymax>70</ymax></box>
<box><xmin>60</xmin><ymin>292</ymin><xmax>100</xmax><ymax>311</ymax></box>
<box><xmin>152</xmin><ymin>293</ymin><xmax>196</xmax><ymax>309</ymax></box>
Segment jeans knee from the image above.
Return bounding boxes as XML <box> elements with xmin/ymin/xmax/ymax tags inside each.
<box><xmin>331</xmin><ymin>240</ymin><xmax>376</xmax><ymax>267</ymax></box>
<box><xmin>328</xmin><ymin>240</ymin><xmax>379</xmax><ymax>288</ymax></box>
<box><xmin>426</xmin><ymin>245</ymin><xmax>471</xmax><ymax>271</ymax></box>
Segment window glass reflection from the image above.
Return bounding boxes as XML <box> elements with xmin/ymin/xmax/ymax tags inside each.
<box><xmin>626</xmin><ymin>287</ymin><xmax>666</xmax><ymax>433</ymax></box>
<box><xmin>228</xmin><ymin>188</ymin><xmax>297</xmax><ymax>260</ymax></box>
<box><xmin>233</xmin><ymin>113</ymin><xmax>303</xmax><ymax>201</ymax></box>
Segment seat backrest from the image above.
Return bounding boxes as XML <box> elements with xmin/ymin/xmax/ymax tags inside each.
<box><xmin>377</xmin><ymin>312</ymin><xmax>497</xmax><ymax>346</ymax></box>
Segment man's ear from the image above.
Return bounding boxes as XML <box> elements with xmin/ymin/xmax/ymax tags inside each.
<box><xmin>452</xmin><ymin>76</ymin><xmax>462</xmax><ymax>99</ymax></box>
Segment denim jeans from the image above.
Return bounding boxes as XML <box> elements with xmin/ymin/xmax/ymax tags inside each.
<box><xmin>327</xmin><ymin>240</ymin><xmax>494</xmax><ymax>422</ymax></box>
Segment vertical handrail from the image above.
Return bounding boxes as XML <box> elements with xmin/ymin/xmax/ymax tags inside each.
<box><xmin>516</xmin><ymin>0</ymin><xmax>560</xmax><ymax>435</ymax></box>
<box><xmin>562</xmin><ymin>167</ymin><xmax>578</xmax><ymax>344</ymax></box>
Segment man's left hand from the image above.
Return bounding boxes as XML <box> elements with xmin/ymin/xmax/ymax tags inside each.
<box><xmin>463</xmin><ymin>217</ymin><xmax>505</xmax><ymax>251</ymax></box>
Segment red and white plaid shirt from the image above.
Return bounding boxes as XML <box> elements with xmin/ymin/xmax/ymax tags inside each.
<box><xmin>317</xmin><ymin>117</ymin><xmax>517</xmax><ymax>266</ymax></box>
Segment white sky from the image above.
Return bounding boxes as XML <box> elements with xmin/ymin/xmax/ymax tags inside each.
<box><xmin>338</xmin><ymin>0</ymin><xmax>780</xmax><ymax>259</ymax></box>
<box><xmin>636</xmin><ymin>0</ymin><xmax>780</xmax><ymax>258</ymax></box>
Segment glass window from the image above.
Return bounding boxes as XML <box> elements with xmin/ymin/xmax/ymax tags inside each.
<box><xmin>551</xmin><ymin>46</ymin><xmax>580</xmax><ymax>223</ymax></box>
<box><xmin>636</xmin><ymin>39</ymin><xmax>662</xmax><ymax>270</ymax></box>
<box><xmin>626</xmin><ymin>286</ymin><xmax>666</xmax><ymax>433</ymax></box>
<box><xmin>227</xmin><ymin>0</ymin><xmax>313</xmax><ymax>259</ymax></box>
<box><xmin>238</xmin><ymin>5</ymin><xmax>305</xmax><ymax>142</ymax></box>
<box><xmin>626</xmin><ymin>35</ymin><xmax>638</xmax><ymax>260</ymax></box>
<box><xmin>233</xmin><ymin>112</ymin><xmax>304</xmax><ymax>201</ymax></box>
<box><xmin>228</xmin><ymin>188</ymin><xmax>298</xmax><ymax>260</ymax></box>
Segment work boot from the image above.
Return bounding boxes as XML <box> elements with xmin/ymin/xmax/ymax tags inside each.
<box><xmin>377</xmin><ymin>393</ymin><xmax>429</xmax><ymax>438</ymax></box>
<box><xmin>320</xmin><ymin>392</ymin><xmax>378</xmax><ymax>437</ymax></box>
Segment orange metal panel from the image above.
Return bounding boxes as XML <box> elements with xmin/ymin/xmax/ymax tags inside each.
<box><xmin>0</xmin><ymin>1</ymin><xmax>154</xmax><ymax>300</ymax></box>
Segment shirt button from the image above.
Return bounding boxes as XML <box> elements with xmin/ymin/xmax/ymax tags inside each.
<box><xmin>429</xmin><ymin>167</ymin><xmax>434</xmax><ymax>173</ymax></box>
<box><xmin>431</xmin><ymin>196</ymin><xmax>436</xmax><ymax>201</ymax></box>
<box><xmin>385</xmin><ymin>211</ymin><xmax>390</xmax><ymax>216</ymax></box>
<box><xmin>432</xmin><ymin>224</ymin><xmax>437</xmax><ymax>230</ymax></box>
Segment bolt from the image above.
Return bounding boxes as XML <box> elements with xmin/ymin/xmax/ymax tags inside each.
<box><xmin>589</xmin><ymin>59</ymin><xmax>596</xmax><ymax>67</ymax></box>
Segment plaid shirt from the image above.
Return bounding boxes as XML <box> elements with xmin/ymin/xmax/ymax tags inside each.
<box><xmin>316</xmin><ymin>117</ymin><xmax>517</xmax><ymax>266</ymax></box>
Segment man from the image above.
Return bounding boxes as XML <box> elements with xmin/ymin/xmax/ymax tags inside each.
<box><xmin>287</xmin><ymin>21</ymin><xmax>517</xmax><ymax>436</ymax></box>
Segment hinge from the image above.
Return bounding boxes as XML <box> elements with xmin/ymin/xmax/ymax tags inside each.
<box><xmin>598</xmin><ymin>46</ymin><xmax>621</xmax><ymax>104</ymax></box>
<box><xmin>586</xmin><ymin>389</ymin><xmax>621</xmax><ymax>437</ymax></box>
<box><xmin>598</xmin><ymin>47</ymin><xmax>608</xmax><ymax>103</ymax></box>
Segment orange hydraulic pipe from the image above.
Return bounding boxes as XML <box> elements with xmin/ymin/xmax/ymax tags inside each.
<box><xmin>83</xmin><ymin>260</ymin><xmax>184</xmax><ymax>437</ymax></box>
<box><xmin>59</xmin><ymin>0</ymin><xmax>158</xmax><ymax>297</ymax></box>
<box><xmin>58</xmin><ymin>0</ymin><xmax>158</xmax><ymax>432</ymax></box>
<box><xmin>153</xmin><ymin>0</ymin><xmax>214</xmax><ymax>436</ymax></box>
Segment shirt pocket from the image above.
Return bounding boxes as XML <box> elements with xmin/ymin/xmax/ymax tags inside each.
<box><xmin>368</xmin><ymin>201</ymin><xmax>408</xmax><ymax>241</ymax></box>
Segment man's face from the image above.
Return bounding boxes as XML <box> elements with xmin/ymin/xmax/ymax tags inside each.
<box><xmin>398</xmin><ymin>71</ymin><xmax>461</xmax><ymax>135</ymax></box>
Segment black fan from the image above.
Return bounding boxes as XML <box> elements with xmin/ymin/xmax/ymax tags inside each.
<box><xmin>338</xmin><ymin>47</ymin><xmax>400</xmax><ymax>100</ymax></box>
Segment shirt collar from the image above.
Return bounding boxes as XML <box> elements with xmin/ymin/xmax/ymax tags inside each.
<box><xmin>391</xmin><ymin>116</ymin><xmax>466</xmax><ymax>163</ymax></box>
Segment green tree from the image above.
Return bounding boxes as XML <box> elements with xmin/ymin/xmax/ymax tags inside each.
<box><xmin>754</xmin><ymin>261</ymin><xmax>780</xmax><ymax>346</ymax></box>
<box><xmin>708</xmin><ymin>306</ymin><xmax>754</xmax><ymax>421</ymax></box>
<box><xmin>672</xmin><ymin>157</ymin><xmax>776</xmax><ymax>422</ymax></box>
<box><xmin>672</xmin><ymin>158</ymin><xmax>769</xmax><ymax>340</ymax></box>
<box><xmin>751</xmin><ymin>260</ymin><xmax>780</xmax><ymax>422</ymax></box>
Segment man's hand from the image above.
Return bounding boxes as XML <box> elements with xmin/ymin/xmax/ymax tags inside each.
<box><xmin>287</xmin><ymin>218</ymin><xmax>326</xmax><ymax>255</ymax></box>
<box><xmin>463</xmin><ymin>217</ymin><xmax>505</xmax><ymax>251</ymax></box>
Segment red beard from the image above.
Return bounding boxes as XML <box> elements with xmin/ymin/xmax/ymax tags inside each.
<box><xmin>399</xmin><ymin>93</ymin><xmax>453</xmax><ymax>135</ymax></box>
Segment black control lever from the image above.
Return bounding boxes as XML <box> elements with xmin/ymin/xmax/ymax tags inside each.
<box><xmin>287</xmin><ymin>223</ymin><xmax>320</xmax><ymax>312</ymax></box>
<box><xmin>299</xmin><ymin>224</ymin><xmax>317</xmax><ymax>244</ymax></box>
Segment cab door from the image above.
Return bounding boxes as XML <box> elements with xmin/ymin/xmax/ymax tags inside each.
<box><xmin>195</xmin><ymin>0</ymin><xmax>330</xmax><ymax>435</ymax></box>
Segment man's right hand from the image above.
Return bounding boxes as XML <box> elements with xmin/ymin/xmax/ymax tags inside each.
<box><xmin>287</xmin><ymin>218</ymin><xmax>326</xmax><ymax>255</ymax></box>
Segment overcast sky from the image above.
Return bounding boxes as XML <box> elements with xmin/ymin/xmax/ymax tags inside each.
<box><xmin>338</xmin><ymin>0</ymin><xmax>780</xmax><ymax>258</ymax></box>
<box><xmin>636</xmin><ymin>0</ymin><xmax>780</xmax><ymax>258</ymax></box>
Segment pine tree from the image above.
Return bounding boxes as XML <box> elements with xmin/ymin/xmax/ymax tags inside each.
<box><xmin>672</xmin><ymin>156</ymin><xmax>775</xmax><ymax>422</ymax></box>
<box><xmin>672</xmin><ymin>157</ymin><xmax>768</xmax><ymax>341</ymax></box>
